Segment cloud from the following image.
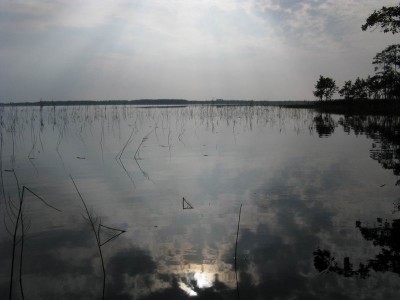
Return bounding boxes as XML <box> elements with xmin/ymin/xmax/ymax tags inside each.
<box><xmin>0</xmin><ymin>0</ymin><xmax>399</xmax><ymax>101</ymax></box>
<box><xmin>248</xmin><ymin>0</ymin><xmax>399</xmax><ymax>49</ymax></box>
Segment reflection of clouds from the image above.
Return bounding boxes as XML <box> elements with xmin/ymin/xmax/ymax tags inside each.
<box><xmin>106</xmin><ymin>247</ymin><xmax>157</xmax><ymax>299</ymax></box>
<box><xmin>224</xmin><ymin>186</ymin><xmax>334</xmax><ymax>298</ymax></box>
<box><xmin>142</xmin><ymin>152</ymin><xmax>350</xmax><ymax>299</ymax></box>
<box><xmin>153</xmin><ymin>219</ymin><xmax>237</xmax><ymax>294</ymax></box>
<box><xmin>0</xmin><ymin>227</ymin><xmax>97</xmax><ymax>298</ymax></box>
<box><xmin>1</xmin><ymin>106</ymin><xmax>400</xmax><ymax>298</ymax></box>
<box><xmin>224</xmin><ymin>151</ymin><xmax>400</xmax><ymax>299</ymax></box>
<box><xmin>137</xmin><ymin>274</ymin><xmax>234</xmax><ymax>300</ymax></box>
<box><xmin>22</xmin><ymin>228</ymin><xmax>94</xmax><ymax>276</ymax></box>
<box><xmin>0</xmin><ymin>225</ymin><xmax>158</xmax><ymax>299</ymax></box>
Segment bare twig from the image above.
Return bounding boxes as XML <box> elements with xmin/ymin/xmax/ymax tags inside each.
<box><xmin>70</xmin><ymin>175</ymin><xmax>106</xmax><ymax>300</ymax></box>
<box><xmin>98</xmin><ymin>224</ymin><xmax>126</xmax><ymax>247</ymax></box>
<box><xmin>235</xmin><ymin>203</ymin><xmax>243</xmax><ymax>300</ymax></box>
<box><xmin>182</xmin><ymin>197</ymin><xmax>194</xmax><ymax>210</ymax></box>
<box><xmin>7</xmin><ymin>170</ymin><xmax>60</xmax><ymax>300</ymax></box>
<box><xmin>8</xmin><ymin>192</ymin><xmax>22</xmax><ymax>300</ymax></box>
<box><xmin>70</xmin><ymin>175</ymin><xmax>125</xmax><ymax>300</ymax></box>
<box><xmin>22</xmin><ymin>186</ymin><xmax>61</xmax><ymax>212</ymax></box>
<box><xmin>19</xmin><ymin>206</ymin><xmax>25</xmax><ymax>300</ymax></box>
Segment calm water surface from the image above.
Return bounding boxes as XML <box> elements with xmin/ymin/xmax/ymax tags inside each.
<box><xmin>0</xmin><ymin>105</ymin><xmax>399</xmax><ymax>299</ymax></box>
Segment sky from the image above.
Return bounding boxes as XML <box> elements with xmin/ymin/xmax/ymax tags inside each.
<box><xmin>0</xmin><ymin>0</ymin><xmax>399</xmax><ymax>102</ymax></box>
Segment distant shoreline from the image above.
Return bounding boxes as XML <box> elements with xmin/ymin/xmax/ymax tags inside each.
<box><xmin>0</xmin><ymin>99</ymin><xmax>398</xmax><ymax>115</ymax></box>
<box><xmin>0</xmin><ymin>99</ymin><xmax>311</xmax><ymax>107</ymax></box>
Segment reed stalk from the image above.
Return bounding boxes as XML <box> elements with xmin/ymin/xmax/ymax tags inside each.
<box><xmin>235</xmin><ymin>203</ymin><xmax>243</xmax><ymax>300</ymax></box>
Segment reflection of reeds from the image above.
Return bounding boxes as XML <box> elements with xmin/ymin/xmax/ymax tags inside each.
<box><xmin>70</xmin><ymin>175</ymin><xmax>125</xmax><ymax>300</ymax></box>
<box><xmin>116</xmin><ymin>123</ymin><xmax>135</xmax><ymax>160</ymax></box>
<box><xmin>70</xmin><ymin>175</ymin><xmax>106</xmax><ymax>299</ymax></box>
<box><xmin>0</xmin><ymin>126</ymin><xmax>5</xmax><ymax>200</ymax></box>
<box><xmin>100</xmin><ymin>119</ymin><xmax>105</xmax><ymax>163</ymax></box>
<box><xmin>11</xmin><ymin>117</ymin><xmax>16</xmax><ymax>167</ymax></box>
<box><xmin>168</xmin><ymin>126</ymin><xmax>172</xmax><ymax>158</ymax></box>
<box><xmin>134</xmin><ymin>158</ymin><xmax>154</xmax><ymax>183</ymax></box>
<box><xmin>133</xmin><ymin>129</ymin><xmax>155</xmax><ymax>182</ymax></box>
<box><xmin>116</xmin><ymin>156</ymin><xmax>136</xmax><ymax>188</ymax></box>
<box><xmin>55</xmin><ymin>127</ymin><xmax>66</xmax><ymax>169</ymax></box>
<box><xmin>115</xmin><ymin>121</ymin><xmax>138</xmax><ymax>186</ymax></box>
<box><xmin>134</xmin><ymin>129</ymin><xmax>153</xmax><ymax>160</ymax></box>
<box><xmin>235</xmin><ymin>203</ymin><xmax>243</xmax><ymax>300</ymax></box>
<box><xmin>7</xmin><ymin>170</ymin><xmax>61</xmax><ymax>300</ymax></box>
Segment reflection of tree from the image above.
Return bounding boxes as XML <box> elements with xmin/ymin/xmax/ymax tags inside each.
<box><xmin>313</xmin><ymin>114</ymin><xmax>336</xmax><ymax>137</ymax></box>
<box><xmin>314</xmin><ymin>249</ymin><xmax>370</xmax><ymax>278</ymax></box>
<box><xmin>314</xmin><ymin>216</ymin><xmax>400</xmax><ymax>278</ymax></box>
<box><xmin>313</xmin><ymin>113</ymin><xmax>400</xmax><ymax>278</ymax></box>
<box><xmin>338</xmin><ymin>115</ymin><xmax>400</xmax><ymax>178</ymax></box>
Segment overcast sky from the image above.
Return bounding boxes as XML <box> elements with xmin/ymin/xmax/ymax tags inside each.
<box><xmin>1</xmin><ymin>0</ymin><xmax>398</xmax><ymax>102</ymax></box>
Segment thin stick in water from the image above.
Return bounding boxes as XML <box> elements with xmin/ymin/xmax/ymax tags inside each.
<box><xmin>70</xmin><ymin>175</ymin><xmax>106</xmax><ymax>300</ymax></box>
<box><xmin>235</xmin><ymin>203</ymin><xmax>243</xmax><ymax>300</ymax></box>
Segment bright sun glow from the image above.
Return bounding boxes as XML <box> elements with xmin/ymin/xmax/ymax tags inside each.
<box><xmin>179</xmin><ymin>282</ymin><xmax>197</xmax><ymax>297</ymax></box>
<box><xmin>178</xmin><ymin>271</ymin><xmax>214</xmax><ymax>296</ymax></box>
<box><xmin>194</xmin><ymin>272</ymin><xmax>212</xmax><ymax>288</ymax></box>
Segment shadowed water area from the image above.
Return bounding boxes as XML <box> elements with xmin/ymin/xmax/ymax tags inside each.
<box><xmin>0</xmin><ymin>105</ymin><xmax>399</xmax><ymax>299</ymax></box>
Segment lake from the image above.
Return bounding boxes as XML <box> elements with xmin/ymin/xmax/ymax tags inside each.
<box><xmin>0</xmin><ymin>105</ymin><xmax>399</xmax><ymax>299</ymax></box>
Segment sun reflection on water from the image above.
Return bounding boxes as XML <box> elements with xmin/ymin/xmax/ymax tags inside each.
<box><xmin>179</xmin><ymin>281</ymin><xmax>198</xmax><ymax>297</ymax></box>
<box><xmin>178</xmin><ymin>271</ymin><xmax>213</xmax><ymax>296</ymax></box>
<box><xmin>172</xmin><ymin>262</ymin><xmax>234</xmax><ymax>296</ymax></box>
<box><xmin>194</xmin><ymin>271</ymin><xmax>213</xmax><ymax>288</ymax></box>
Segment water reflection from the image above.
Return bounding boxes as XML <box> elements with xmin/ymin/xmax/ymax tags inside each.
<box><xmin>339</xmin><ymin>115</ymin><xmax>400</xmax><ymax>177</ymax></box>
<box><xmin>0</xmin><ymin>106</ymin><xmax>399</xmax><ymax>299</ymax></box>
<box><xmin>313</xmin><ymin>114</ymin><xmax>336</xmax><ymax>137</ymax></box>
<box><xmin>314</xmin><ymin>208</ymin><xmax>400</xmax><ymax>279</ymax></box>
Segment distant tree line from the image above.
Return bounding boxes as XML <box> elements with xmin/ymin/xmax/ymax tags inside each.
<box><xmin>314</xmin><ymin>3</ymin><xmax>400</xmax><ymax>101</ymax></box>
<box><xmin>0</xmin><ymin>99</ymin><xmax>314</xmax><ymax>107</ymax></box>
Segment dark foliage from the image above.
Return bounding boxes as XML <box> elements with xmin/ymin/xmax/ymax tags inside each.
<box><xmin>362</xmin><ymin>4</ymin><xmax>400</xmax><ymax>34</ymax></box>
<box><xmin>313</xmin><ymin>76</ymin><xmax>338</xmax><ymax>101</ymax></box>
